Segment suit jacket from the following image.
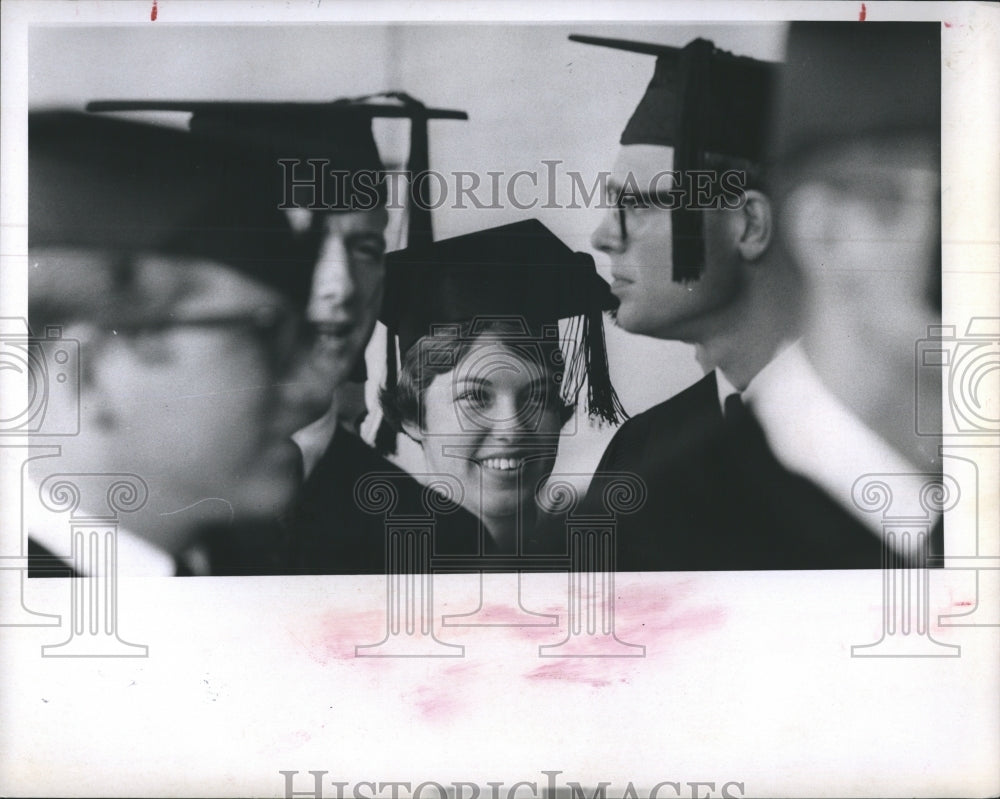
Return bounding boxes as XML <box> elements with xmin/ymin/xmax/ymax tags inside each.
<box><xmin>583</xmin><ymin>372</ymin><xmax>938</xmax><ymax>570</ymax></box>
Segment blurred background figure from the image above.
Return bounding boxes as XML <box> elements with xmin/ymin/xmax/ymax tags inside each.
<box><xmin>90</xmin><ymin>98</ymin><xmax>469</xmax><ymax>574</ymax></box>
<box><xmin>771</xmin><ymin>21</ymin><xmax>942</xmax><ymax>476</ymax></box>
<box><xmin>26</xmin><ymin>111</ymin><xmax>321</xmax><ymax>576</ymax></box>
<box><xmin>741</xmin><ymin>21</ymin><xmax>943</xmax><ymax>563</ymax></box>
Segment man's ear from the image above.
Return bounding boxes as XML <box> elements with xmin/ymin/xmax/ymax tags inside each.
<box><xmin>400</xmin><ymin>419</ymin><xmax>423</xmax><ymax>444</ymax></box>
<box><xmin>735</xmin><ymin>189</ymin><xmax>773</xmax><ymax>261</ymax></box>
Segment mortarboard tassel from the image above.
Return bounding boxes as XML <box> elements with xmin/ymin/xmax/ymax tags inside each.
<box><xmin>342</xmin><ymin>91</ymin><xmax>434</xmax><ymax>250</ymax></box>
<box><xmin>347</xmin><ymin>92</ymin><xmax>435</xmax><ymax>455</ymax></box>
<box><xmin>374</xmin><ymin>325</ymin><xmax>399</xmax><ymax>455</ymax></box>
<box><xmin>671</xmin><ymin>39</ymin><xmax>714</xmax><ymax>282</ymax></box>
<box><xmin>583</xmin><ymin>308</ymin><xmax>629</xmax><ymax>425</ymax></box>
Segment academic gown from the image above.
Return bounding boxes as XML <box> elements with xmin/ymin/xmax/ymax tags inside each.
<box><xmin>286</xmin><ymin>426</ymin><xmax>482</xmax><ymax>574</ymax></box>
<box><xmin>583</xmin><ymin>372</ymin><xmax>941</xmax><ymax>571</ymax></box>
<box><xmin>27</xmin><ymin>538</ymin><xmax>78</xmax><ymax>578</ymax></box>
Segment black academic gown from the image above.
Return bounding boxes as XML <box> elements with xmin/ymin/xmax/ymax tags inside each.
<box><xmin>583</xmin><ymin>372</ymin><xmax>939</xmax><ymax>570</ymax></box>
<box><xmin>287</xmin><ymin>426</ymin><xmax>482</xmax><ymax>574</ymax></box>
<box><xmin>27</xmin><ymin>539</ymin><xmax>77</xmax><ymax>578</ymax></box>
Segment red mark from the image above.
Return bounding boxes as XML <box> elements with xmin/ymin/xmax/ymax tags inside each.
<box><xmin>409</xmin><ymin>662</ymin><xmax>482</xmax><ymax>723</ymax></box>
<box><xmin>522</xmin><ymin>585</ymin><xmax>726</xmax><ymax>689</ymax></box>
<box><xmin>944</xmin><ymin>21</ymin><xmax>953</xmax><ymax>28</ymax></box>
<box><xmin>150</xmin><ymin>0</ymin><xmax>158</xmax><ymax>21</ymax></box>
<box><xmin>440</xmin><ymin>602</ymin><xmax>563</xmax><ymax>641</ymax></box>
<box><xmin>954</xmin><ymin>600</ymin><xmax>973</xmax><ymax>607</ymax></box>
<box><xmin>306</xmin><ymin>608</ymin><xmax>397</xmax><ymax>664</ymax></box>
<box><xmin>526</xmin><ymin>660</ymin><xmax>619</xmax><ymax>689</ymax></box>
<box><xmin>859</xmin><ymin>3</ymin><xmax>867</xmax><ymax>21</ymax></box>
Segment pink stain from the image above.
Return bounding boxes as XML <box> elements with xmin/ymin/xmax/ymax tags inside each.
<box><xmin>447</xmin><ymin>602</ymin><xmax>557</xmax><ymax>626</ymax></box>
<box><xmin>522</xmin><ymin>584</ymin><xmax>726</xmax><ymax>688</ymax></box>
<box><xmin>859</xmin><ymin>3</ymin><xmax>867</xmax><ymax>21</ymax></box>
<box><xmin>611</xmin><ymin>587</ymin><xmax>726</xmax><ymax>651</ymax></box>
<box><xmin>408</xmin><ymin>662</ymin><xmax>482</xmax><ymax>723</ymax></box>
<box><xmin>525</xmin><ymin>660</ymin><xmax>619</xmax><ymax>689</ymax></box>
<box><xmin>441</xmin><ymin>602</ymin><xmax>564</xmax><ymax>642</ymax></box>
<box><xmin>296</xmin><ymin>608</ymin><xmax>396</xmax><ymax>665</ymax></box>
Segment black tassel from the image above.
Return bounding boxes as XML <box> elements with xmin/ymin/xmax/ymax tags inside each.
<box><xmin>576</xmin><ymin>309</ymin><xmax>628</xmax><ymax>426</ymax></box>
<box><xmin>336</xmin><ymin>92</ymin><xmax>434</xmax><ymax>456</ymax></box>
<box><xmin>671</xmin><ymin>39</ymin><xmax>713</xmax><ymax>282</ymax></box>
<box><xmin>373</xmin><ymin>326</ymin><xmax>399</xmax><ymax>456</ymax></box>
<box><xmin>560</xmin><ymin>314</ymin><xmax>584</xmax><ymax>407</ymax></box>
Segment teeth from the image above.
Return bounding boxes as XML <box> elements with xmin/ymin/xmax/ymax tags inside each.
<box><xmin>480</xmin><ymin>457</ymin><xmax>521</xmax><ymax>472</ymax></box>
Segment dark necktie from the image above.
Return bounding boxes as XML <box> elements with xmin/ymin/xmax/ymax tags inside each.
<box><xmin>724</xmin><ymin>392</ymin><xmax>747</xmax><ymax>424</ymax></box>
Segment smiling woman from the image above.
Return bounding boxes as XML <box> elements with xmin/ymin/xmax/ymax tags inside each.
<box><xmin>382</xmin><ymin>321</ymin><xmax>572</xmax><ymax>550</ymax></box>
<box><xmin>377</xmin><ymin>219</ymin><xmax>626</xmax><ymax>554</ymax></box>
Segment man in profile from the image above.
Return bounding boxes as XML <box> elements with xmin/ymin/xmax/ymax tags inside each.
<box><xmin>26</xmin><ymin>110</ymin><xmax>322</xmax><ymax>575</ymax></box>
<box><xmin>571</xmin><ymin>34</ymin><xmax>805</xmax><ymax>568</ymax></box>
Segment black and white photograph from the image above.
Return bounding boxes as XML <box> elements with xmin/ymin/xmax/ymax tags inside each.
<box><xmin>1</xmin><ymin>1</ymin><xmax>997</xmax><ymax>797</ymax></box>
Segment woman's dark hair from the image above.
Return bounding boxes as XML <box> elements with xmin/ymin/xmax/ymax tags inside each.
<box><xmin>379</xmin><ymin>317</ymin><xmax>576</xmax><ymax>437</ymax></box>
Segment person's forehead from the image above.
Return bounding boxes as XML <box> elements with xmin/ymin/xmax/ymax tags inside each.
<box><xmin>453</xmin><ymin>339</ymin><xmax>550</xmax><ymax>378</ymax></box>
<box><xmin>315</xmin><ymin>208</ymin><xmax>389</xmax><ymax>237</ymax></box>
<box><xmin>610</xmin><ymin>144</ymin><xmax>676</xmax><ymax>185</ymax></box>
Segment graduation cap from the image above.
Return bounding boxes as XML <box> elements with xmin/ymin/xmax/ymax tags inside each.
<box><xmin>375</xmin><ymin>218</ymin><xmax>627</xmax><ymax>453</ymax></box>
<box><xmin>30</xmin><ymin>109</ymin><xmax>316</xmax><ymax>305</ymax></box>
<box><xmin>569</xmin><ymin>34</ymin><xmax>777</xmax><ymax>281</ymax></box>
<box><xmin>769</xmin><ymin>22</ymin><xmax>940</xmax><ymax>166</ymax></box>
<box><xmin>86</xmin><ymin>93</ymin><xmax>468</xmax><ymax>250</ymax></box>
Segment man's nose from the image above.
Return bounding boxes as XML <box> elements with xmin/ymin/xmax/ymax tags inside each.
<box><xmin>591</xmin><ymin>208</ymin><xmax>626</xmax><ymax>254</ymax></box>
<box><xmin>310</xmin><ymin>245</ymin><xmax>356</xmax><ymax>311</ymax></box>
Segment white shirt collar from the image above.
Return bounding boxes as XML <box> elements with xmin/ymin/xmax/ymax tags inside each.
<box><xmin>714</xmin><ymin>368</ymin><xmax>739</xmax><ymax>413</ymax></box>
<box><xmin>25</xmin><ymin>479</ymin><xmax>178</xmax><ymax>577</ymax></box>
<box><xmin>292</xmin><ymin>402</ymin><xmax>340</xmax><ymax>481</ymax></box>
<box><xmin>746</xmin><ymin>341</ymin><xmax>936</xmax><ymax>537</ymax></box>
<box><xmin>715</xmin><ymin>339</ymin><xmax>797</xmax><ymax>413</ymax></box>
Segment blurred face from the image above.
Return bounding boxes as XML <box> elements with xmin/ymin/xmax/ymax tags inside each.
<box><xmin>32</xmin><ymin>249</ymin><xmax>313</xmax><ymax>545</ymax></box>
<box><xmin>303</xmin><ymin>209</ymin><xmax>388</xmax><ymax>404</ymax></box>
<box><xmin>591</xmin><ymin>144</ymin><xmax>742</xmax><ymax>341</ymax></box>
<box><xmin>780</xmin><ymin>139</ymin><xmax>941</xmax><ymax>468</ymax></box>
<box><xmin>783</xmin><ymin>141</ymin><xmax>941</xmax><ymax>371</ymax></box>
<box><xmin>410</xmin><ymin>338</ymin><xmax>563</xmax><ymax>528</ymax></box>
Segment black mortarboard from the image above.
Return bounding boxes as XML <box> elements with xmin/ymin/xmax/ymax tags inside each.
<box><xmin>30</xmin><ymin>110</ymin><xmax>315</xmax><ymax>305</ymax></box>
<box><xmin>770</xmin><ymin>22</ymin><xmax>940</xmax><ymax>165</ymax></box>
<box><xmin>375</xmin><ymin>219</ymin><xmax>627</xmax><ymax>453</ymax></box>
<box><xmin>87</xmin><ymin>94</ymin><xmax>467</xmax><ymax>250</ymax></box>
<box><xmin>569</xmin><ymin>34</ymin><xmax>777</xmax><ymax>281</ymax></box>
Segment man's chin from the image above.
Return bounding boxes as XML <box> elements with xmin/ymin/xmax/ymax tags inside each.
<box><xmin>608</xmin><ymin>305</ymin><xmax>651</xmax><ymax>336</ymax></box>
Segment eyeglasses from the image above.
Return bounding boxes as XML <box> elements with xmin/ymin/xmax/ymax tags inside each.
<box><xmin>104</xmin><ymin>305</ymin><xmax>313</xmax><ymax>367</ymax></box>
<box><xmin>605</xmin><ymin>185</ymin><xmax>682</xmax><ymax>242</ymax></box>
